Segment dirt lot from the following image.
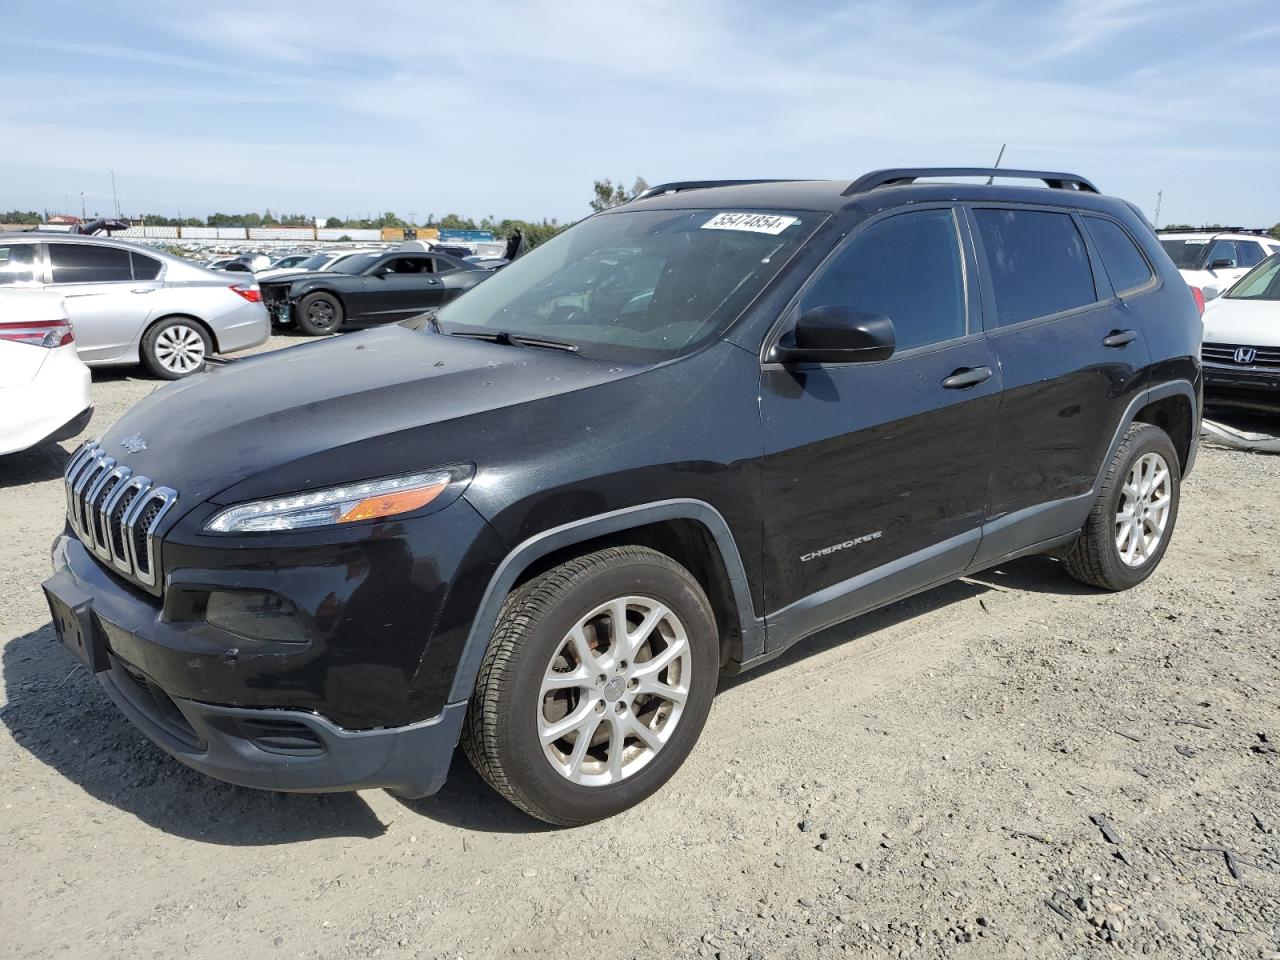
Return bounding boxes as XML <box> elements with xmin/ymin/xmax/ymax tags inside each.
<box><xmin>1</xmin><ymin>338</ymin><xmax>1278</xmax><ymax>960</ymax></box>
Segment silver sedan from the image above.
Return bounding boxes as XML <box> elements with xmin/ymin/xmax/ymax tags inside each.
<box><xmin>0</xmin><ymin>234</ymin><xmax>269</xmax><ymax>379</ymax></box>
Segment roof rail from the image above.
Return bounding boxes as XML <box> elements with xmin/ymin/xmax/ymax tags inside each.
<box><xmin>1155</xmin><ymin>226</ymin><xmax>1272</xmax><ymax>236</ymax></box>
<box><xmin>843</xmin><ymin>167</ymin><xmax>1100</xmax><ymax>196</ymax></box>
<box><xmin>632</xmin><ymin>179</ymin><xmax>798</xmax><ymax>201</ymax></box>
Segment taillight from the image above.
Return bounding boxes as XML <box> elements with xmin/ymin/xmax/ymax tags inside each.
<box><xmin>0</xmin><ymin>319</ymin><xmax>74</xmax><ymax>348</ymax></box>
<box><xmin>1191</xmin><ymin>286</ymin><xmax>1205</xmax><ymax>315</ymax></box>
<box><xmin>230</xmin><ymin>283</ymin><xmax>262</xmax><ymax>303</ymax></box>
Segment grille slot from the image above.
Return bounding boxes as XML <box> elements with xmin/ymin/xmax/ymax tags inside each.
<box><xmin>63</xmin><ymin>441</ymin><xmax>178</xmax><ymax>591</ymax></box>
<box><xmin>1202</xmin><ymin>342</ymin><xmax>1280</xmax><ymax>368</ymax></box>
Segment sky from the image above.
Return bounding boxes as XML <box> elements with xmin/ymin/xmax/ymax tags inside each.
<box><xmin>1</xmin><ymin>0</ymin><xmax>1277</xmax><ymax>226</ymax></box>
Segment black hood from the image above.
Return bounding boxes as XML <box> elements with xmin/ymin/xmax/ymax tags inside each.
<box><xmin>97</xmin><ymin>326</ymin><xmax>638</xmax><ymax>507</ymax></box>
<box><xmin>259</xmin><ymin>270</ymin><xmax>335</xmax><ymax>285</ymax></box>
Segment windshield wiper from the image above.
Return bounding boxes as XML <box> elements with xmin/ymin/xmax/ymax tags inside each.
<box><xmin>447</xmin><ymin>330</ymin><xmax>579</xmax><ymax>353</ymax></box>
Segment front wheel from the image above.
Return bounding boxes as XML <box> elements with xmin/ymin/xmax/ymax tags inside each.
<box><xmin>461</xmin><ymin>546</ymin><xmax>719</xmax><ymax>826</ymax></box>
<box><xmin>296</xmin><ymin>291</ymin><xmax>344</xmax><ymax>335</ymax></box>
<box><xmin>1064</xmin><ymin>422</ymin><xmax>1181</xmax><ymax>590</ymax></box>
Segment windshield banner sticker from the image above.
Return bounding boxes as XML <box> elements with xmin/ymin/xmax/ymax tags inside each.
<box><xmin>702</xmin><ymin>212</ymin><xmax>799</xmax><ymax>235</ymax></box>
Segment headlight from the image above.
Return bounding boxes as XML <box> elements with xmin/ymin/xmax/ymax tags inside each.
<box><xmin>204</xmin><ymin>466</ymin><xmax>472</xmax><ymax>533</ymax></box>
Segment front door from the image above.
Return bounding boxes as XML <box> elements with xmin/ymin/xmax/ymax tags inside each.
<box><xmin>357</xmin><ymin>255</ymin><xmax>444</xmax><ymax>322</ymax></box>
<box><xmin>759</xmin><ymin>206</ymin><xmax>1001</xmax><ymax>647</ymax></box>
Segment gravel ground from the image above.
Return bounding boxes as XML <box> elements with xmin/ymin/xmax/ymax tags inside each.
<box><xmin>1</xmin><ymin>338</ymin><xmax>1277</xmax><ymax>960</ymax></box>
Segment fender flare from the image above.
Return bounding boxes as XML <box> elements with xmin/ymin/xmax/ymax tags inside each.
<box><xmin>1093</xmin><ymin>379</ymin><xmax>1199</xmax><ymax>493</ymax></box>
<box><xmin>445</xmin><ymin>498</ymin><xmax>764</xmax><ymax>705</ymax></box>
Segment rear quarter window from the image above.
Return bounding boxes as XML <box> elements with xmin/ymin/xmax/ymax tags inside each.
<box><xmin>1083</xmin><ymin>217</ymin><xmax>1154</xmax><ymax>294</ymax></box>
<box><xmin>131</xmin><ymin>252</ymin><xmax>162</xmax><ymax>280</ymax></box>
<box><xmin>972</xmin><ymin>209</ymin><xmax>1097</xmax><ymax>327</ymax></box>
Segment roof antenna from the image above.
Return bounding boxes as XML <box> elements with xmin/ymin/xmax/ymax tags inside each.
<box><xmin>986</xmin><ymin>144</ymin><xmax>1006</xmax><ymax>185</ymax></box>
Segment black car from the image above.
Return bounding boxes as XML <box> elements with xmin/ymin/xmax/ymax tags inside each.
<box><xmin>44</xmin><ymin>167</ymin><xmax>1201</xmax><ymax>826</ymax></box>
<box><xmin>261</xmin><ymin>250</ymin><xmax>487</xmax><ymax>335</ymax></box>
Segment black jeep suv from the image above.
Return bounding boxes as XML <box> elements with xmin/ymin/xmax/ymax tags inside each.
<box><xmin>43</xmin><ymin>168</ymin><xmax>1202</xmax><ymax>825</ymax></box>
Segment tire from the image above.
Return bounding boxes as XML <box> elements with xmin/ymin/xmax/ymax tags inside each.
<box><xmin>296</xmin><ymin>291</ymin><xmax>344</xmax><ymax>336</ymax></box>
<box><xmin>141</xmin><ymin>316</ymin><xmax>212</xmax><ymax>380</ymax></box>
<box><xmin>1064</xmin><ymin>422</ymin><xmax>1181</xmax><ymax>591</ymax></box>
<box><xmin>461</xmin><ymin>546</ymin><xmax>719</xmax><ymax>826</ymax></box>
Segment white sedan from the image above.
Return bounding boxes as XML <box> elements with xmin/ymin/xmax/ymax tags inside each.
<box><xmin>0</xmin><ymin>293</ymin><xmax>92</xmax><ymax>455</ymax></box>
<box><xmin>1201</xmin><ymin>253</ymin><xmax>1280</xmax><ymax>415</ymax></box>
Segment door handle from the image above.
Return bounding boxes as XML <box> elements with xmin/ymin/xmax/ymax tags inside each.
<box><xmin>941</xmin><ymin>366</ymin><xmax>993</xmax><ymax>390</ymax></box>
<box><xmin>1102</xmin><ymin>329</ymin><xmax>1136</xmax><ymax>348</ymax></box>
<box><xmin>131</xmin><ymin>288</ymin><xmax>156</xmax><ymax>295</ymax></box>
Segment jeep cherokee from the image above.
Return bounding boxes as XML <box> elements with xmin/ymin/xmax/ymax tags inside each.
<box><xmin>43</xmin><ymin>168</ymin><xmax>1202</xmax><ymax>825</ymax></box>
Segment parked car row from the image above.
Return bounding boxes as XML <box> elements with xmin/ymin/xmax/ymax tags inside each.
<box><xmin>0</xmin><ymin>233</ymin><xmax>269</xmax><ymax>379</ymax></box>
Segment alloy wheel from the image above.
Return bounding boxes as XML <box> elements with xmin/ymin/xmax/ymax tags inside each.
<box><xmin>537</xmin><ymin>596</ymin><xmax>691</xmax><ymax>787</ymax></box>
<box><xmin>1115</xmin><ymin>451</ymin><xmax>1172</xmax><ymax>567</ymax></box>
<box><xmin>154</xmin><ymin>324</ymin><xmax>207</xmax><ymax>375</ymax></box>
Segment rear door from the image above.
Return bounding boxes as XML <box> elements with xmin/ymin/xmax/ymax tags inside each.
<box><xmin>759</xmin><ymin>206</ymin><xmax>1001</xmax><ymax>644</ymax></box>
<box><xmin>48</xmin><ymin>242</ymin><xmax>161</xmax><ymax>362</ymax></box>
<box><xmin>966</xmin><ymin>205</ymin><xmax>1150</xmax><ymax>565</ymax></box>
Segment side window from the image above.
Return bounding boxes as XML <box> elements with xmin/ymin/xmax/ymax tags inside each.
<box><xmin>1205</xmin><ymin>239</ymin><xmax>1238</xmax><ymax>267</ymax></box>
<box><xmin>1236</xmin><ymin>242</ymin><xmax>1265</xmax><ymax>268</ymax></box>
<box><xmin>0</xmin><ymin>243</ymin><xmax>38</xmax><ymax>285</ymax></box>
<box><xmin>48</xmin><ymin>243</ymin><xmax>133</xmax><ymax>284</ymax></box>
<box><xmin>130</xmin><ymin>252</ymin><xmax>162</xmax><ymax>280</ymax></box>
<box><xmin>972</xmin><ymin>209</ymin><xmax>1097</xmax><ymax>326</ymax></box>
<box><xmin>799</xmin><ymin>208</ymin><xmax>966</xmax><ymax>353</ymax></box>
<box><xmin>1083</xmin><ymin>217</ymin><xmax>1153</xmax><ymax>294</ymax></box>
<box><xmin>433</xmin><ymin>257</ymin><xmax>455</xmax><ymax>274</ymax></box>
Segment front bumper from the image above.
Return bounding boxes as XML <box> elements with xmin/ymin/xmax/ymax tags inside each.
<box><xmin>1203</xmin><ymin>362</ymin><xmax>1280</xmax><ymax>413</ymax></box>
<box><xmin>43</xmin><ymin>488</ymin><xmax>506</xmax><ymax>795</ymax></box>
<box><xmin>98</xmin><ymin>651</ymin><xmax>464</xmax><ymax>796</ymax></box>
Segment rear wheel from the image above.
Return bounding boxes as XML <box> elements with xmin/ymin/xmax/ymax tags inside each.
<box><xmin>461</xmin><ymin>546</ymin><xmax>719</xmax><ymax>826</ymax></box>
<box><xmin>296</xmin><ymin>291</ymin><xmax>344</xmax><ymax>336</ymax></box>
<box><xmin>141</xmin><ymin>317</ymin><xmax>211</xmax><ymax>379</ymax></box>
<box><xmin>1064</xmin><ymin>422</ymin><xmax>1180</xmax><ymax>590</ymax></box>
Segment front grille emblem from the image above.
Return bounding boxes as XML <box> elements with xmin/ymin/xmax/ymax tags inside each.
<box><xmin>1233</xmin><ymin>347</ymin><xmax>1258</xmax><ymax>365</ymax></box>
<box><xmin>64</xmin><ymin>441</ymin><xmax>177</xmax><ymax>589</ymax></box>
<box><xmin>120</xmin><ymin>434</ymin><xmax>149</xmax><ymax>453</ymax></box>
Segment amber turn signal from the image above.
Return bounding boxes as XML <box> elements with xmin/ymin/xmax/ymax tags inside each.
<box><xmin>336</xmin><ymin>481</ymin><xmax>450</xmax><ymax>524</ymax></box>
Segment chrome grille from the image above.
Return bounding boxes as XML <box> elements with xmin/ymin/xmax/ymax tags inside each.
<box><xmin>1202</xmin><ymin>342</ymin><xmax>1280</xmax><ymax>368</ymax></box>
<box><xmin>63</xmin><ymin>441</ymin><xmax>178</xmax><ymax>590</ymax></box>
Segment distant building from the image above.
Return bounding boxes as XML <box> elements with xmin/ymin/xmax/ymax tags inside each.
<box><xmin>47</xmin><ymin>214</ymin><xmax>84</xmax><ymax>225</ymax></box>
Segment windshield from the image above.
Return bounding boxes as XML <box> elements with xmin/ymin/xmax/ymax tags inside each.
<box><xmin>293</xmin><ymin>254</ymin><xmax>333</xmax><ymax>271</ymax></box>
<box><xmin>329</xmin><ymin>252</ymin><xmax>383</xmax><ymax>274</ymax></box>
<box><xmin>433</xmin><ymin>208</ymin><xmax>820</xmax><ymax>361</ymax></box>
<box><xmin>1226</xmin><ymin>253</ymin><xmax>1280</xmax><ymax>301</ymax></box>
<box><xmin>1160</xmin><ymin>238</ymin><xmax>1211</xmax><ymax>270</ymax></box>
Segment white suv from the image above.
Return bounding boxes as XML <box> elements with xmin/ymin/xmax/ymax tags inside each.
<box><xmin>1158</xmin><ymin>229</ymin><xmax>1280</xmax><ymax>300</ymax></box>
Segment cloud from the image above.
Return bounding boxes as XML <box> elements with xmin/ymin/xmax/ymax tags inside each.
<box><xmin>0</xmin><ymin>0</ymin><xmax>1274</xmax><ymax>225</ymax></box>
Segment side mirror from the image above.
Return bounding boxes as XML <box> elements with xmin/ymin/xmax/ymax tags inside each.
<box><xmin>1209</xmin><ymin>258</ymin><xmax>1235</xmax><ymax>271</ymax></box>
<box><xmin>775</xmin><ymin>306</ymin><xmax>895</xmax><ymax>364</ymax></box>
<box><xmin>1202</xmin><ymin>286</ymin><xmax>1222</xmax><ymax>302</ymax></box>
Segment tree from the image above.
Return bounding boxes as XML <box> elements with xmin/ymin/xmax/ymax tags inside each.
<box><xmin>0</xmin><ymin>209</ymin><xmax>41</xmax><ymax>223</ymax></box>
<box><xmin>1270</xmin><ymin>223</ymin><xmax>1280</xmax><ymax>241</ymax></box>
<box><xmin>437</xmin><ymin>213</ymin><xmax>478</xmax><ymax>231</ymax></box>
<box><xmin>324</xmin><ymin>216</ymin><xmax>343</xmax><ymax>229</ymax></box>
<box><xmin>589</xmin><ymin>177</ymin><xmax>649</xmax><ymax>213</ymax></box>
